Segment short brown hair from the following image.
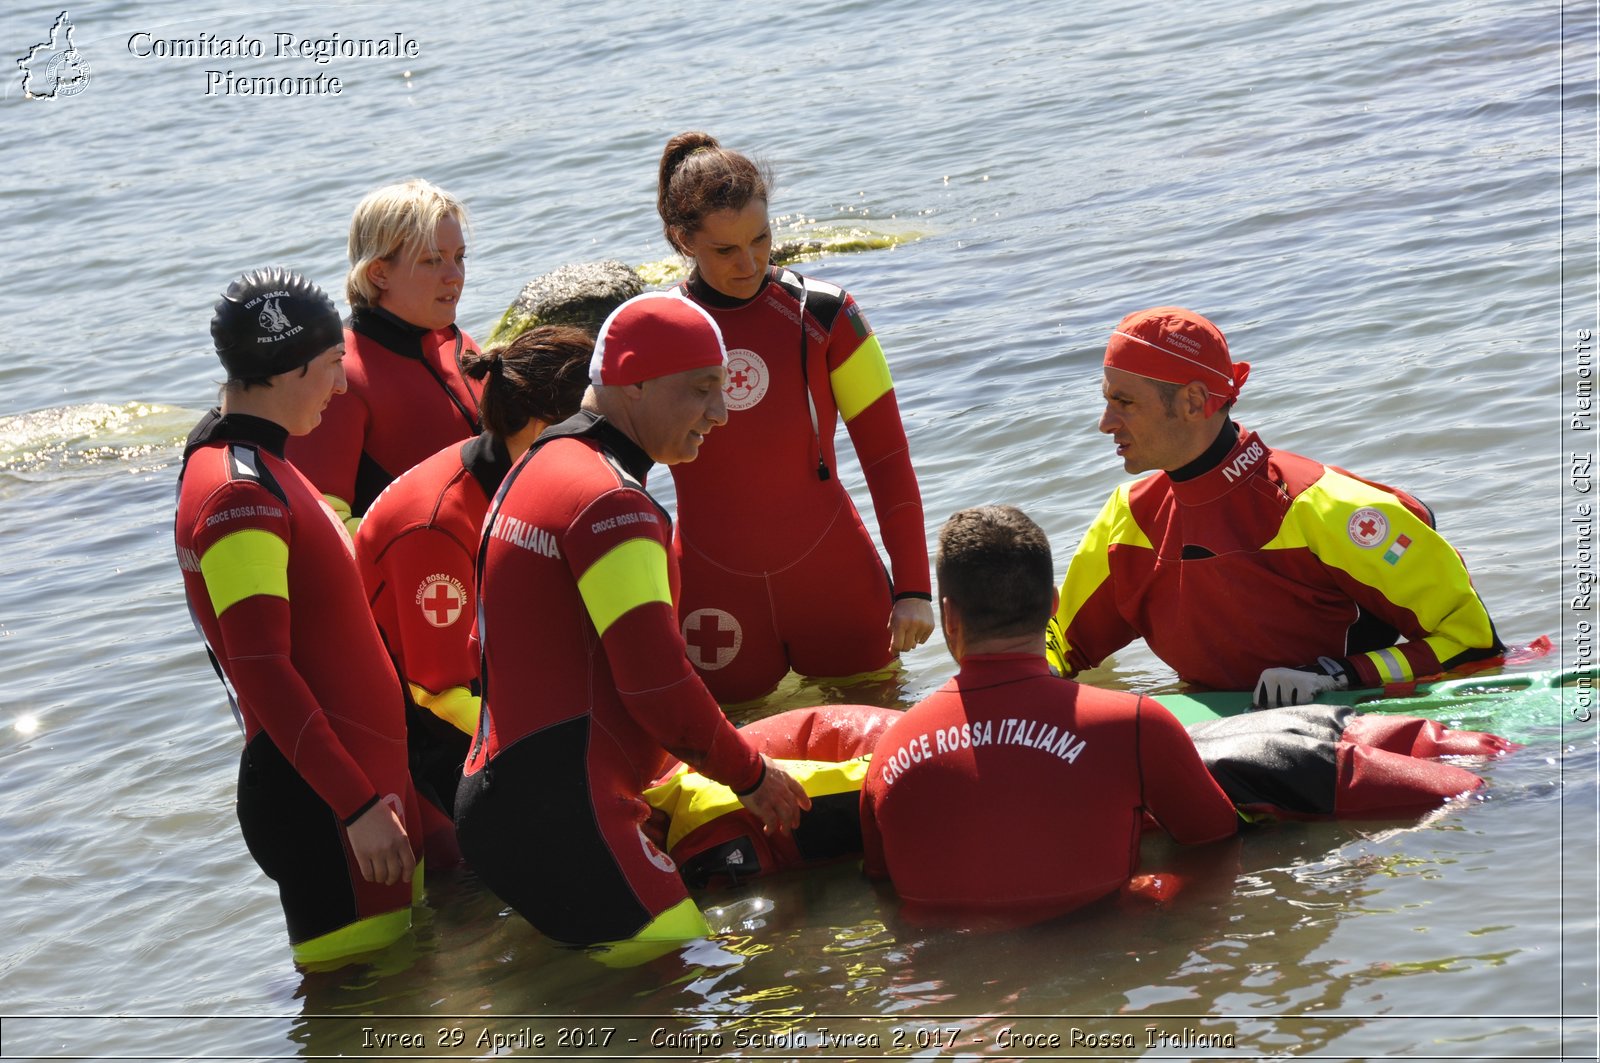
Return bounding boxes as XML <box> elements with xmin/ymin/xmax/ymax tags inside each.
<box><xmin>936</xmin><ymin>506</ymin><xmax>1055</xmax><ymax>641</ymax></box>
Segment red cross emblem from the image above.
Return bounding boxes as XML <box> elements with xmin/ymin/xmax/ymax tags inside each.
<box><xmin>722</xmin><ymin>349</ymin><xmax>769</xmax><ymax>411</ymax></box>
<box><xmin>418</xmin><ymin>576</ymin><xmax>466</xmax><ymax>627</ymax></box>
<box><xmin>682</xmin><ymin>608</ymin><xmax>741</xmax><ymax>670</ymax></box>
<box><xmin>1346</xmin><ymin>507</ymin><xmax>1389</xmax><ymax>548</ymax></box>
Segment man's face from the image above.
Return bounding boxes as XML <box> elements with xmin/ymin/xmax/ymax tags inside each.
<box><xmin>632</xmin><ymin>364</ymin><xmax>729</xmax><ymax>464</ymax></box>
<box><xmin>1097</xmin><ymin>366</ymin><xmax>1195</xmax><ymax>474</ymax></box>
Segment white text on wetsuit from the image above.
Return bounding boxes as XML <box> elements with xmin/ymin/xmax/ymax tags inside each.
<box><xmin>876</xmin><ymin>718</ymin><xmax>1087</xmax><ymax>788</ymax></box>
<box><xmin>204</xmin><ymin>504</ymin><xmax>284</xmax><ymax>527</ymax></box>
<box><xmin>590</xmin><ymin>510</ymin><xmax>660</xmax><ymax>534</ymax></box>
<box><xmin>492</xmin><ymin>515</ymin><xmax>560</xmax><ymax>558</ymax></box>
<box><xmin>1220</xmin><ymin>440</ymin><xmax>1266</xmax><ymax>483</ymax></box>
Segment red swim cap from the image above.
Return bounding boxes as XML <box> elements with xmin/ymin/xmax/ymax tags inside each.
<box><xmin>590</xmin><ymin>291</ymin><xmax>727</xmax><ymax>387</ymax></box>
<box><xmin>1104</xmin><ymin>306</ymin><xmax>1250</xmax><ymax>416</ymax></box>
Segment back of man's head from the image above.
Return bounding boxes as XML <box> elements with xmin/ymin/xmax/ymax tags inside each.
<box><xmin>936</xmin><ymin>505</ymin><xmax>1054</xmax><ymax>641</ymax></box>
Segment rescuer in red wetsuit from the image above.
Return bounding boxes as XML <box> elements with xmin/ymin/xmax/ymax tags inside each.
<box><xmin>455</xmin><ymin>291</ymin><xmax>810</xmax><ymax>960</ymax></box>
<box><xmin>286</xmin><ymin>179</ymin><xmax>482</xmax><ymax>533</ymax></box>
<box><xmin>354</xmin><ymin>327</ymin><xmax>592</xmax><ymax>862</ymax></box>
<box><xmin>1046</xmin><ymin>307</ymin><xmax>1502</xmax><ymax>707</ymax></box>
<box><xmin>861</xmin><ymin>505</ymin><xmax>1239</xmax><ymax>922</ymax></box>
<box><xmin>174</xmin><ymin>268</ymin><xmax>421</xmax><ymax>967</ymax></box>
<box><xmin>654</xmin><ymin>132</ymin><xmax>934</xmax><ymax>702</ymax></box>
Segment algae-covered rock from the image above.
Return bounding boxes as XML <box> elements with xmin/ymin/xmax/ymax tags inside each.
<box><xmin>486</xmin><ymin>259</ymin><xmax>644</xmax><ymax>348</ymax></box>
<box><xmin>772</xmin><ymin>227</ymin><xmax>915</xmax><ymax>263</ymax></box>
<box><xmin>490</xmin><ymin>228</ymin><xmax>921</xmax><ymax>346</ymax></box>
<box><xmin>634</xmin><ymin>226</ymin><xmax>921</xmax><ymax>288</ymax></box>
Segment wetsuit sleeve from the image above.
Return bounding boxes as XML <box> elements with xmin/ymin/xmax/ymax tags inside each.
<box><xmin>1048</xmin><ymin>485</ymin><xmax>1143</xmax><ymax>676</ymax></box>
<box><xmin>284</xmin><ymin>387</ymin><xmax>369</xmax><ymax>533</ymax></box>
<box><xmin>1281</xmin><ymin>471</ymin><xmax>1503</xmax><ymax>687</ymax></box>
<box><xmin>191</xmin><ymin>479</ymin><xmax>378</xmax><ymax>820</ymax></box>
<box><xmin>1134</xmin><ymin>697</ymin><xmax>1238</xmax><ymax>844</ymax></box>
<box><xmin>567</xmin><ymin>488</ymin><xmax>763</xmax><ymax>791</ymax></box>
<box><xmin>827</xmin><ymin>295</ymin><xmax>932</xmax><ymax>597</ymax></box>
<box><xmin>370</xmin><ymin>525</ymin><xmax>480</xmax><ymax>734</ymax></box>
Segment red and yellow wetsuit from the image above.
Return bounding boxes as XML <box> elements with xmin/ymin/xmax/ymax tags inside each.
<box><xmin>860</xmin><ymin>653</ymin><xmax>1237</xmax><ymax>919</ymax></box>
<box><xmin>354</xmin><ymin>434</ymin><xmax>510</xmax><ymax>855</ymax></box>
<box><xmin>671</xmin><ymin>269</ymin><xmax>931</xmax><ymax>701</ymax></box>
<box><xmin>1047</xmin><ymin>423</ymin><xmax>1502</xmax><ymax>690</ymax></box>
<box><xmin>456</xmin><ymin>411</ymin><xmax>764</xmax><ymax>949</ymax></box>
<box><xmin>174</xmin><ymin>410</ymin><xmax>421</xmax><ymax>963</ymax></box>
<box><xmin>285</xmin><ymin>306</ymin><xmax>482</xmax><ymax>532</ymax></box>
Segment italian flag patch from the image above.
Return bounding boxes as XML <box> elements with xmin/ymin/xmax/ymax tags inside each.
<box><xmin>1382</xmin><ymin>534</ymin><xmax>1412</xmax><ymax>565</ymax></box>
<box><xmin>846</xmin><ymin>302</ymin><xmax>871</xmax><ymax>339</ymax></box>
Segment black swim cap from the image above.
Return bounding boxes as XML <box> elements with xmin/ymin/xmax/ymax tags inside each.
<box><xmin>210</xmin><ymin>267</ymin><xmax>343</xmax><ymax>380</ymax></box>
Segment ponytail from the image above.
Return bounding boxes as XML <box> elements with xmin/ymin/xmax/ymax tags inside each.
<box><xmin>656</xmin><ymin>130</ymin><xmax>773</xmax><ymax>251</ymax></box>
<box><xmin>464</xmin><ymin>325</ymin><xmax>593</xmax><ymax>438</ymax></box>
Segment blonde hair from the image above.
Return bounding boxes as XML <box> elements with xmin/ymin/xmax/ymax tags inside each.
<box><xmin>345</xmin><ymin>178</ymin><xmax>468</xmax><ymax>308</ymax></box>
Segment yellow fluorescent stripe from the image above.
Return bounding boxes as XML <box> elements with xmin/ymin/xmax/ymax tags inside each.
<box><xmin>1058</xmin><ymin>484</ymin><xmax>1149</xmax><ymax>627</ymax></box>
<box><xmin>200</xmin><ymin>528</ymin><xmax>289</xmax><ymax>616</ymax></box>
<box><xmin>1369</xmin><ymin>647</ymin><xmax>1412</xmax><ymax>683</ymax></box>
<box><xmin>830</xmin><ymin>335</ymin><xmax>894</xmax><ymax>422</ymax></box>
<box><xmin>589</xmin><ymin>898</ymin><xmax>709</xmax><ymax>967</ymax></box>
<box><xmin>578</xmin><ymin>537</ymin><xmax>672</xmax><ymax>637</ymax></box>
<box><xmin>408</xmin><ymin>683</ymin><xmax>480</xmax><ymax>735</ymax></box>
<box><xmin>1268</xmin><ymin>471</ymin><xmax>1497</xmax><ymax>654</ymax></box>
<box><xmin>645</xmin><ymin>757</ymin><xmax>870</xmax><ymax>850</ymax></box>
<box><xmin>291</xmin><ymin>906</ymin><xmax>411</xmax><ymax>966</ymax></box>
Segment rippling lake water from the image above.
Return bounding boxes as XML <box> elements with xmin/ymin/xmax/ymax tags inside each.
<box><xmin>1</xmin><ymin>0</ymin><xmax>1596</xmax><ymax>1059</ymax></box>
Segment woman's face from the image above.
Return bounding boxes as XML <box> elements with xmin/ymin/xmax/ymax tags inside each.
<box><xmin>370</xmin><ymin>213</ymin><xmax>466</xmax><ymax>330</ymax></box>
<box><xmin>678</xmin><ymin>199</ymin><xmax>771</xmax><ymax>301</ymax></box>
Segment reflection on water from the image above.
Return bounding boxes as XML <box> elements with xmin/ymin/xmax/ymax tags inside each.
<box><xmin>0</xmin><ymin>401</ymin><xmax>193</xmax><ymax>477</ymax></box>
<box><xmin>200</xmin><ymin>746</ymin><xmax>1577</xmax><ymax>1061</ymax></box>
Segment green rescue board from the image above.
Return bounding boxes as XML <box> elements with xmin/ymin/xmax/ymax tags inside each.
<box><xmin>1152</xmin><ymin>668</ymin><xmax>1586</xmax><ymax>743</ymax></box>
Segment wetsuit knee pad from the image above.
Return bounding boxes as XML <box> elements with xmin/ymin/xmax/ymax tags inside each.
<box><xmin>455</xmin><ymin>718</ymin><xmax>688</xmax><ymax>946</ymax></box>
<box><xmin>588</xmin><ymin>898</ymin><xmax>710</xmax><ymax>968</ymax></box>
<box><xmin>290</xmin><ymin>904</ymin><xmax>414</xmax><ymax>967</ymax></box>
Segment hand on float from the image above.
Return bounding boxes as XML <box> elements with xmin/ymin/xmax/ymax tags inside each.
<box><xmin>888</xmin><ymin>597</ymin><xmax>935</xmax><ymax>653</ymax></box>
<box><xmin>1252</xmin><ymin>656</ymin><xmax>1352</xmax><ymax>709</ymax></box>
<box><xmin>346</xmin><ymin>797</ymin><xmax>416</xmax><ymax>886</ymax></box>
<box><xmin>735</xmin><ymin>755</ymin><xmax>811</xmax><ymax>835</ymax></box>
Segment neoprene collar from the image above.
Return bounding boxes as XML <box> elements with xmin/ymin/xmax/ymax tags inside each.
<box><xmin>1168</xmin><ymin>418</ymin><xmax>1240</xmax><ymax>483</ymax></box>
<box><xmin>535</xmin><ymin>409</ymin><xmax>655</xmax><ymax>486</ymax></box>
<box><xmin>460</xmin><ymin>432</ymin><xmax>513</xmax><ymax>501</ymax></box>
<box><xmin>184</xmin><ymin>409</ymin><xmax>289</xmax><ymax>460</ymax></box>
<box><xmin>348</xmin><ymin>305</ymin><xmax>480</xmax><ymax>436</ymax></box>
<box><xmin>686</xmin><ymin>268</ymin><xmax>772</xmax><ymax>310</ymax></box>
<box><xmin>350</xmin><ymin>305</ymin><xmax>438</xmax><ymax>361</ymax></box>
